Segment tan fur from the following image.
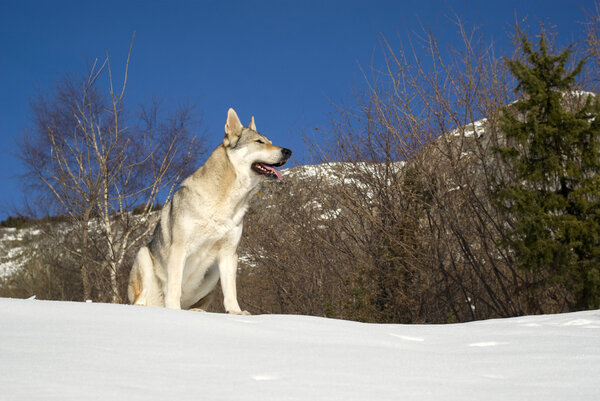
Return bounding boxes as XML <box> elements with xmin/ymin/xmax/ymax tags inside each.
<box><xmin>128</xmin><ymin>266</ymin><xmax>143</xmax><ymax>304</ymax></box>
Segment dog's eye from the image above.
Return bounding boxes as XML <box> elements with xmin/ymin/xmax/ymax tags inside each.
<box><xmin>255</xmin><ymin>139</ymin><xmax>265</xmax><ymax>144</ymax></box>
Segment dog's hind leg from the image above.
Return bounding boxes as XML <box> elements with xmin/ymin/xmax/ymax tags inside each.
<box><xmin>128</xmin><ymin>246</ymin><xmax>156</xmax><ymax>306</ymax></box>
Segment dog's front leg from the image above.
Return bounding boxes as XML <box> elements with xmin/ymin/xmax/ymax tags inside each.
<box><xmin>165</xmin><ymin>246</ymin><xmax>185</xmax><ymax>309</ymax></box>
<box><xmin>218</xmin><ymin>251</ymin><xmax>249</xmax><ymax>315</ymax></box>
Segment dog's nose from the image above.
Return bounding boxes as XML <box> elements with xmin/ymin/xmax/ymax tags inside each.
<box><xmin>281</xmin><ymin>148</ymin><xmax>292</xmax><ymax>159</ymax></box>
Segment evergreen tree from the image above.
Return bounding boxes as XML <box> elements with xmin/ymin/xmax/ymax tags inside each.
<box><xmin>495</xmin><ymin>30</ymin><xmax>600</xmax><ymax>310</ymax></box>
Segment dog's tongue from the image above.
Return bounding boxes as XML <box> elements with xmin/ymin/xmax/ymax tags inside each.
<box><xmin>262</xmin><ymin>163</ymin><xmax>282</xmax><ymax>180</ymax></box>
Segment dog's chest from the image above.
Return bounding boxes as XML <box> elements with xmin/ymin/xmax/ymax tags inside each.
<box><xmin>184</xmin><ymin>211</ymin><xmax>240</xmax><ymax>244</ymax></box>
<box><xmin>184</xmin><ymin>212</ymin><xmax>241</xmax><ymax>255</ymax></box>
<box><xmin>177</xmin><ymin>169</ymin><xmax>255</xmax><ymax>278</ymax></box>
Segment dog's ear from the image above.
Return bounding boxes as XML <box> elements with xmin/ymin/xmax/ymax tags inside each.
<box><xmin>249</xmin><ymin>116</ymin><xmax>257</xmax><ymax>131</ymax></box>
<box><xmin>224</xmin><ymin>108</ymin><xmax>243</xmax><ymax>148</ymax></box>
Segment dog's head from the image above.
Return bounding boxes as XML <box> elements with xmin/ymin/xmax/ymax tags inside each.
<box><xmin>223</xmin><ymin>108</ymin><xmax>292</xmax><ymax>180</ymax></box>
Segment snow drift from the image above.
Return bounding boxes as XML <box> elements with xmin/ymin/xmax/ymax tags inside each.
<box><xmin>0</xmin><ymin>297</ymin><xmax>598</xmax><ymax>400</ymax></box>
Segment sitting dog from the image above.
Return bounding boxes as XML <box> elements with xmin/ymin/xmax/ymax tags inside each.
<box><xmin>128</xmin><ymin>108</ymin><xmax>291</xmax><ymax>314</ymax></box>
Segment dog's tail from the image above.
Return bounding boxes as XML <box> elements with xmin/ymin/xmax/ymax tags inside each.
<box><xmin>128</xmin><ymin>246</ymin><xmax>153</xmax><ymax>305</ymax></box>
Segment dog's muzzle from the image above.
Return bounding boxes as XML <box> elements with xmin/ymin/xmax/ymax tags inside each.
<box><xmin>251</xmin><ymin>148</ymin><xmax>292</xmax><ymax>180</ymax></box>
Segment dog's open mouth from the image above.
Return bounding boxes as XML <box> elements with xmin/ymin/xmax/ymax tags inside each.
<box><xmin>252</xmin><ymin>162</ymin><xmax>284</xmax><ymax>180</ymax></box>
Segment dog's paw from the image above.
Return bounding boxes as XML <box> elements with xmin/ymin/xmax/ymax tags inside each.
<box><xmin>228</xmin><ymin>310</ymin><xmax>251</xmax><ymax>316</ymax></box>
<box><xmin>189</xmin><ymin>308</ymin><xmax>206</xmax><ymax>312</ymax></box>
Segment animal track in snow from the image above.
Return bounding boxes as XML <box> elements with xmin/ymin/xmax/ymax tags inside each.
<box><xmin>521</xmin><ymin>323</ymin><xmax>541</xmax><ymax>327</ymax></box>
<box><xmin>562</xmin><ymin>319</ymin><xmax>592</xmax><ymax>326</ymax></box>
<box><xmin>469</xmin><ymin>341</ymin><xmax>508</xmax><ymax>347</ymax></box>
<box><xmin>389</xmin><ymin>333</ymin><xmax>425</xmax><ymax>342</ymax></box>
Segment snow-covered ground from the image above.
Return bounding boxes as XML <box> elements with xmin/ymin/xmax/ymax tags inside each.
<box><xmin>1</xmin><ymin>298</ymin><xmax>598</xmax><ymax>401</ymax></box>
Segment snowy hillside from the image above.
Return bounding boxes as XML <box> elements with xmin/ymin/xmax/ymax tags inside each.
<box><xmin>0</xmin><ymin>227</ymin><xmax>41</xmax><ymax>279</ymax></box>
<box><xmin>1</xmin><ymin>298</ymin><xmax>598</xmax><ymax>400</ymax></box>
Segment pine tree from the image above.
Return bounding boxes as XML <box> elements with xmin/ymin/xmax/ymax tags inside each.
<box><xmin>495</xmin><ymin>30</ymin><xmax>600</xmax><ymax>310</ymax></box>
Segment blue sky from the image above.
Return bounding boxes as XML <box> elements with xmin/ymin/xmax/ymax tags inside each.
<box><xmin>0</xmin><ymin>0</ymin><xmax>595</xmax><ymax>219</ymax></box>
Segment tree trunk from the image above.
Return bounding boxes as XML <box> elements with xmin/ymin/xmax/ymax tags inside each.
<box><xmin>80</xmin><ymin>208</ymin><xmax>92</xmax><ymax>301</ymax></box>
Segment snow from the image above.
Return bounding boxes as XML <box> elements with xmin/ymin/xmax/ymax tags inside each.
<box><xmin>448</xmin><ymin>118</ymin><xmax>487</xmax><ymax>138</ymax></box>
<box><xmin>283</xmin><ymin>161</ymin><xmax>405</xmax><ymax>182</ymax></box>
<box><xmin>1</xmin><ymin>298</ymin><xmax>599</xmax><ymax>400</ymax></box>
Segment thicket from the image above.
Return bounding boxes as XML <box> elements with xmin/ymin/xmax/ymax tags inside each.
<box><xmin>0</xmin><ymin>216</ymin><xmax>31</xmax><ymax>229</ymax></box>
<box><xmin>236</xmin><ymin>17</ymin><xmax>600</xmax><ymax>322</ymax></box>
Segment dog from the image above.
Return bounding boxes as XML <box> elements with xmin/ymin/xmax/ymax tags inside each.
<box><xmin>128</xmin><ymin>108</ymin><xmax>291</xmax><ymax>314</ymax></box>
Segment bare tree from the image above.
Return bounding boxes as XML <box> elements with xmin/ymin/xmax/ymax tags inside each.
<box><xmin>19</xmin><ymin>37</ymin><xmax>204</xmax><ymax>302</ymax></box>
<box><xmin>228</xmin><ymin>17</ymin><xmax>600</xmax><ymax>323</ymax></box>
<box><xmin>303</xmin><ymin>18</ymin><xmax>559</xmax><ymax>322</ymax></box>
